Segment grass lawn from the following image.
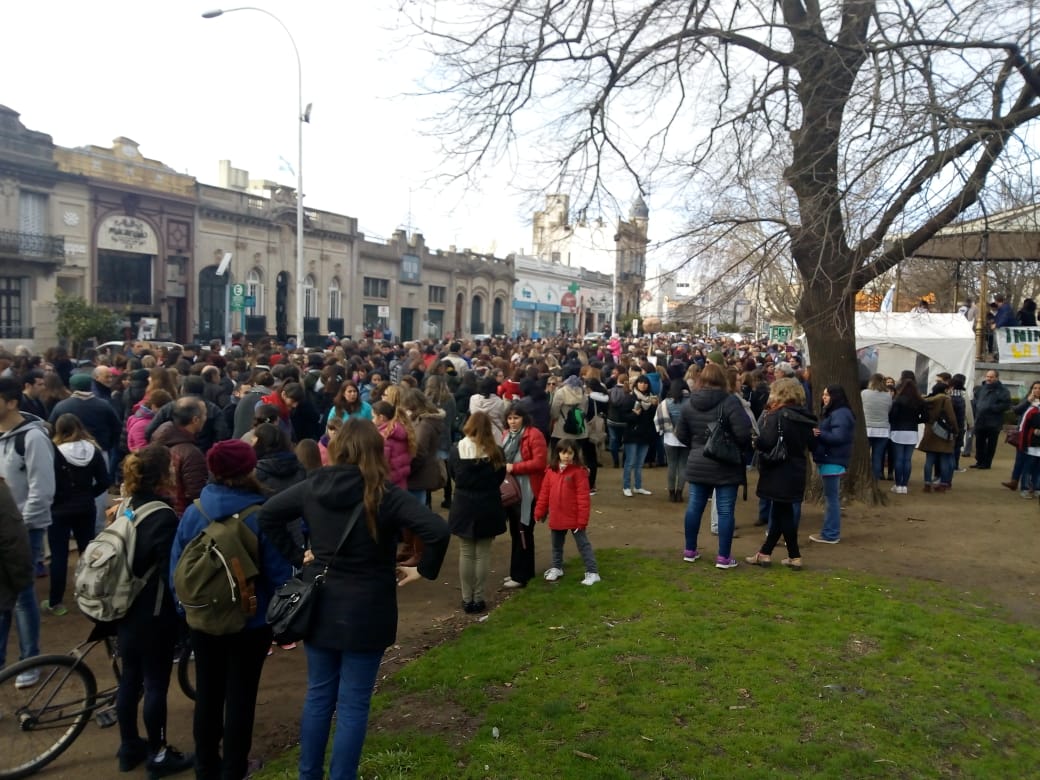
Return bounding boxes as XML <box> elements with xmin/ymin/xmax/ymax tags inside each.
<box><xmin>255</xmin><ymin>549</ymin><xmax>1040</xmax><ymax>778</ymax></box>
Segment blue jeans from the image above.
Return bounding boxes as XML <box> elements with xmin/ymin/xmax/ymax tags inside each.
<box><xmin>1022</xmin><ymin>455</ymin><xmax>1040</xmax><ymax>492</ymax></box>
<box><xmin>1011</xmin><ymin>449</ymin><xmax>1028</xmax><ymax>482</ymax></box>
<box><xmin>607</xmin><ymin>423</ymin><xmax>624</xmax><ymax>466</ymax></box>
<box><xmin>0</xmin><ymin>528</ymin><xmax>44</xmax><ymax>667</ymax></box>
<box><xmin>685</xmin><ymin>482</ymin><xmax>737</xmax><ymax>559</ymax></box>
<box><xmin>923</xmin><ymin>452</ymin><xmax>954</xmax><ymax>486</ymax></box>
<box><xmin>891</xmin><ymin>442</ymin><xmax>915</xmax><ymax>487</ymax></box>
<box><xmin>622</xmin><ymin>443</ymin><xmax>650</xmax><ymax>490</ymax></box>
<box><xmin>300</xmin><ymin>645</ymin><xmax>384</xmax><ymax>780</ymax></box>
<box><xmin>868</xmin><ymin>436</ymin><xmax>888</xmax><ymax>479</ymax></box>
<box><xmin>820</xmin><ymin>474</ymin><xmax>842</xmax><ymax>541</ymax></box>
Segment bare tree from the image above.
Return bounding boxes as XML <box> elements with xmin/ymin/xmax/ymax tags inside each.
<box><xmin>412</xmin><ymin>0</ymin><xmax>1040</xmax><ymax>497</ymax></box>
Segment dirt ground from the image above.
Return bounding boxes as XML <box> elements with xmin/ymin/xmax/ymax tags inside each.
<box><xmin>17</xmin><ymin>443</ymin><xmax>1039</xmax><ymax>778</ymax></box>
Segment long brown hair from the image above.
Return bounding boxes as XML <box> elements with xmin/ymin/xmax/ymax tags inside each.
<box><xmin>326</xmin><ymin>418</ymin><xmax>387</xmax><ymax>540</ymax></box>
<box><xmin>462</xmin><ymin>411</ymin><xmax>506</xmax><ymax>470</ymax></box>
<box><xmin>52</xmin><ymin>413</ymin><xmax>99</xmax><ymax>448</ymax></box>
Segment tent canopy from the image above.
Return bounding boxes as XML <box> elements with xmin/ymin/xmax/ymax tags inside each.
<box><xmin>854</xmin><ymin>312</ymin><xmax>975</xmax><ymax>390</ymax></box>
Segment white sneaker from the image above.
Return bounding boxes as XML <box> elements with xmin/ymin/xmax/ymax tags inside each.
<box><xmin>581</xmin><ymin>572</ymin><xmax>601</xmax><ymax>586</ymax></box>
<box><xmin>543</xmin><ymin>567</ymin><xmax>564</xmax><ymax>582</ymax></box>
<box><xmin>899</xmin><ymin>486</ymin><xmax>909</xmax><ymax>494</ymax></box>
<box><xmin>622</xmin><ymin>488</ymin><xmax>633</xmax><ymax>497</ymax></box>
<box><xmin>502</xmin><ymin>577</ymin><xmax>525</xmax><ymax>589</ymax></box>
<box><xmin>15</xmin><ymin>669</ymin><xmax>40</xmax><ymax>689</ymax></box>
<box><xmin>634</xmin><ymin>488</ymin><xmax>652</xmax><ymax>495</ymax></box>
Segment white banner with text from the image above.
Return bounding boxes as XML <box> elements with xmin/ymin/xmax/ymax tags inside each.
<box><xmin>997</xmin><ymin>327</ymin><xmax>1040</xmax><ymax>363</ymax></box>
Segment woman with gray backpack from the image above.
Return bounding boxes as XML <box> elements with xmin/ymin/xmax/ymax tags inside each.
<box><xmin>103</xmin><ymin>445</ymin><xmax>194</xmax><ymax>777</ymax></box>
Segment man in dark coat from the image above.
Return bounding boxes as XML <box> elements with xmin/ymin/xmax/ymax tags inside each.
<box><xmin>145</xmin><ymin>375</ymin><xmax>228</xmax><ymax>453</ymax></box>
<box><xmin>972</xmin><ymin>369</ymin><xmax>1012</xmax><ymax>470</ymax></box>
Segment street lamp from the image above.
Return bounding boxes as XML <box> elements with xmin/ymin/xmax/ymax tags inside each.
<box><xmin>203</xmin><ymin>7</ymin><xmax>306</xmax><ymax>346</ymax></box>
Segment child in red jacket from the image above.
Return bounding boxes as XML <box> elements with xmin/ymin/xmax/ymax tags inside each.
<box><xmin>535</xmin><ymin>440</ymin><xmax>600</xmax><ymax>585</ymax></box>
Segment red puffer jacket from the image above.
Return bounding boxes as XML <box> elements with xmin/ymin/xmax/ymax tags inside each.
<box><xmin>535</xmin><ymin>463</ymin><xmax>591</xmax><ymax>531</ymax></box>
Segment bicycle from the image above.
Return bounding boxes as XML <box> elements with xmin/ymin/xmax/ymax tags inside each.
<box><xmin>0</xmin><ymin>634</ymin><xmax>194</xmax><ymax>779</ymax></box>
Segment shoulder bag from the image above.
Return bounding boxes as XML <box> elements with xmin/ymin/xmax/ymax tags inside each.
<box><xmin>758</xmin><ymin>413</ymin><xmax>789</xmax><ymax>465</ymax></box>
<box><xmin>500</xmin><ymin>472</ymin><xmax>521</xmax><ymax>507</ymax></box>
<box><xmin>266</xmin><ymin>502</ymin><xmax>364</xmax><ymax>644</ymax></box>
<box><xmin>703</xmin><ymin>400</ymin><xmax>744</xmax><ymax>466</ymax></box>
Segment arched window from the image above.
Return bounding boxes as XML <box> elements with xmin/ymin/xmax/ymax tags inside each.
<box><xmin>246</xmin><ymin>268</ymin><xmax>264</xmax><ymax>316</ymax></box>
<box><xmin>328</xmin><ymin>277</ymin><xmax>341</xmax><ymax>320</ymax></box>
<box><xmin>304</xmin><ymin>274</ymin><xmax>318</xmax><ymax>318</ymax></box>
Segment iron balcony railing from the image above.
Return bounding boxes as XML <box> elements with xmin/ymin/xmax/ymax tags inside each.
<box><xmin>0</xmin><ymin>230</ymin><xmax>65</xmax><ymax>264</ymax></box>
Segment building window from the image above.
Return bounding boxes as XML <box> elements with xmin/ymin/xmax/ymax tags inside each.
<box><xmin>362</xmin><ymin>304</ymin><xmax>388</xmax><ymax>332</ymax></box>
<box><xmin>304</xmin><ymin>274</ymin><xmax>318</xmax><ymax>318</ymax></box>
<box><xmin>428</xmin><ymin>285</ymin><xmax>446</xmax><ymax>304</ymax></box>
<box><xmin>246</xmin><ymin>268</ymin><xmax>265</xmax><ymax>316</ymax></box>
<box><xmin>0</xmin><ymin>277</ymin><xmax>25</xmax><ymax>338</ymax></box>
<box><xmin>328</xmin><ymin>277</ymin><xmax>341</xmax><ymax>320</ymax></box>
<box><xmin>363</xmin><ymin>277</ymin><xmax>389</xmax><ymax>298</ymax></box>
<box><xmin>98</xmin><ymin>253</ymin><xmax>151</xmax><ymax>305</ymax></box>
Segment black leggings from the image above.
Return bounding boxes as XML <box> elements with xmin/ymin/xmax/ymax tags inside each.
<box><xmin>760</xmin><ymin>500</ymin><xmax>801</xmax><ymax>559</ymax></box>
<box><xmin>505</xmin><ymin>503</ymin><xmax>536</xmax><ymax>584</ymax></box>
<box><xmin>116</xmin><ymin>617</ymin><xmax>179</xmax><ymax>753</ymax></box>
<box><xmin>191</xmin><ymin>624</ymin><xmax>272</xmax><ymax>780</ymax></box>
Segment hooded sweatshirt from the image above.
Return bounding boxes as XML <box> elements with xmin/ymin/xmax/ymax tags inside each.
<box><xmin>674</xmin><ymin>388</ymin><xmax>753</xmax><ymax>486</ymax></box>
<box><xmin>0</xmin><ymin>415</ymin><xmax>55</xmax><ymax>530</ymax></box>
<box><xmin>255</xmin><ymin>451</ymin><xmax>308</xmax><ymax>495</ymax></box>
<box><xmin>258</xmin><ymin>465</ymin><xmax>450</xmax><ymax>652</ymax></box>
<box><xmin>51</xmin><ymin>439</ymin><xmax>110</xmax><ymax>521</ymax></box>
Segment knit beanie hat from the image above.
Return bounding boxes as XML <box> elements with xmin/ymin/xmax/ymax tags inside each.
<box><xmin>206</xmin><ymin>439</ymin><xmax>257</xmax><ymax>480</ymax></box>
<box><xmin>70</xmin><ymin>374</ymin><xmax>93</xmax><ymax>391</ymax></box>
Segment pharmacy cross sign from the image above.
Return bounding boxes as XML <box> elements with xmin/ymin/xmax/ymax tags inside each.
<box><xmin>567</xmin><ymin>282</ymin><xmax>581</xmax><ymax>295</ymax></box>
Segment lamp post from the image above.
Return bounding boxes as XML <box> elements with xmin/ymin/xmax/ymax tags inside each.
<box><xmin>203</xmin><ymin>7</ymin><xmax>305</xmax><ymax>346</ymax></box>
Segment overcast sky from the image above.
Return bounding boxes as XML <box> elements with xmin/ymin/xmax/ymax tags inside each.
<box><xmin>6</xmin><ymin>0</ymin><xmax>562</xmax><ymax>255</ymax></box>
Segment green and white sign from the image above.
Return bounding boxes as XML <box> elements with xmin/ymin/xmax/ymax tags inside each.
<box><xmin>230</xmin><ymin>283</ymin><xmax>246</xmax><ymax>312</ymax></box>
<box><xmin>769</xmin><ymin>325</ymin><xmax>793</xmax><ymax>343</ymax></box>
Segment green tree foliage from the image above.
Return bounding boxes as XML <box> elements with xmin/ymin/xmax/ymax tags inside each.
<box><xmin>55</xmin><ymin>292</ymin><xmax>121</xmax><ymax>355</ymax></box>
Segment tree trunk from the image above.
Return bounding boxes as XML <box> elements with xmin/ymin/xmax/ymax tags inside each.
<box><xmin>797</xmin><ymin>277</ymin><xmax>884</xmax><ymax>505</ymax></box>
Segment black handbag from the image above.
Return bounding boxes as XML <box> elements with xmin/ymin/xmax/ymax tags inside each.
<box><xmin>758</xmin><ymin>413</ymin><xmax>788</xmax><ymax>465</ymax></box>
<box><xmin>703</xmin><ymin>402</ymin><xmax>743</xmax><ymax>466</ymax></box>
<box><xmin>266</xmin><ymin>503</ymin><xmax>363</xmax><ymax>643</ymax></box>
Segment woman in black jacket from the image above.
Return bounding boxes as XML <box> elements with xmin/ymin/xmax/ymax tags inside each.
<box><xmin>674</xmin><ymin>363</ymin><xmax>754</xmax><ymax>569</ymax></box>
<box><xmin>888</xmin><ymin>379</ymin><xmax>926</xmax><ymax>494</ymax></box>
<box><xmin>746</xmin><ymin>378</ymin><xmax>817</xmax><ymax>569</ymax></box>
<box><xmin>259</xmin><ymin>418</ymin><xmax>449</xmax><ymax>780</ymax></box>
<box><xmin>111</xmin><ymin>445</ymin><xmax>193</xmax><ymax>776</ymax></box>
<box><xmin>448</xmin><ymin>411</ymin><xmax>507</xmax><ymax>614</ymax></box>
<box><xmin>44</xmin><ymin>414</ymin><xmax>110</xmax><ymax>615</ymax></box>
<box><xmin>253</xmin><ymin>423</ymin><xmax>308</xmax><ymax>494</ymax></box>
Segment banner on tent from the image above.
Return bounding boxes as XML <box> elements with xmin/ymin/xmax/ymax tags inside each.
<box><xmin>996</xmin><ymin>327</ymin><xmax>1040</xmax><ymax>363</ymax></box>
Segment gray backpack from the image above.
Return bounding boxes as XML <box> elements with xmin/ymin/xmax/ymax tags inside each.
<box><xmin>74</xmin><ymin>499</ymin><xmax>168</xmax><ymax>622</ymax></box>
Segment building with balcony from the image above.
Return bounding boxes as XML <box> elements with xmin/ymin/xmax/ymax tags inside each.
<box><xmin>53</xmin><ymin>137</ymin><xmax>197</xmax><ymax>343</ymax></box>
<box><xmin>0</xmin><ymin>106</ymin><xmax>87</xmax><ymax>349</ymax></box>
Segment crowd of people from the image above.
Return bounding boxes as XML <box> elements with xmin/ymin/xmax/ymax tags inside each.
<box><xmin>0</xmin><ymin>327</ymin><xmax>1037</xmax><ymax>778</ymax></box>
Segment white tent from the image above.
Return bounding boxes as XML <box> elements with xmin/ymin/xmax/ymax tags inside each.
<box><xmin>854</xmin><ymin>312</ymin><xmax>976</xmax><ymax>390</ymax></box>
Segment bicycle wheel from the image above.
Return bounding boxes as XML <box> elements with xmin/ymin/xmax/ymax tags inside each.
<box><xmin>175</xmin><ymin>641</ymin><xmax>195</xmax><ymax>701</ymax></box>
<box><xmin>0</xmin><ymin>654</ymin><xmax>98</xmax><ymax>780</ymax></box>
